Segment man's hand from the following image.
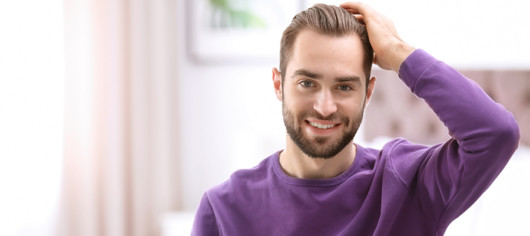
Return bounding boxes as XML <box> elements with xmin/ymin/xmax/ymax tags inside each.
<box><xmin>340</xmin><ymin>2</ymin><xmax>415</xmax><ymax>72</ymax></box>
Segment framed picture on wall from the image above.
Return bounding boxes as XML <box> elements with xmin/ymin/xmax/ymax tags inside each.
<box><xmin>186</xmin><ymin>0</ymin><xmax>304</xmax><ymax>64</ymax></box>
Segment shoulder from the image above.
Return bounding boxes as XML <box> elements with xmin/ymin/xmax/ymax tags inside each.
<box><xmin>362</xmin><ymin>138</ymin><xmax>433</xmax><ymax>163</ymax></box>
<box><xmin>378</xmin><ymin>138</ymin><xmax>438</xmax><ymax>185</ymax></box>
<box><xmin>206</xmin><ymin>152</ymin><xmax>278</xmax><ymax>205</ymax></box>
<box><xmin>381</xmin><ymin>138</ymin><xmax>433</xmax><ymax>158</ymax></box>
<box><xmin>355</xmin><ymin>139</ymin><xmax>433</xmax><ymax>176</ymax></box>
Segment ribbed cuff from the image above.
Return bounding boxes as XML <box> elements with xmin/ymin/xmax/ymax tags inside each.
<box><xmin>398</xmin><ymin>49</ymin><xmax>439</xmax><ymax>92</ymax></box>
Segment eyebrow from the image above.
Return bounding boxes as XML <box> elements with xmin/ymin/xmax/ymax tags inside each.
<box><xmin>336</xmin><ymin>76</ymin><xmax>362</xmax><ymax>85</ymax></box>
<box><xmin>292</xmin><ymin>69</ymin><xmax>362</xmax><ymax>85</ymax></box>
<box><xmin>292</xmin><ymin>69</ymin><xmax>321</xmax><ymax>79</ymax></box>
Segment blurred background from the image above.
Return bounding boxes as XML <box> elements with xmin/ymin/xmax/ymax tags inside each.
<box><xmin>0</xmin><ymin>0</ymin><xmax>528</xmax><ymax>235</ymax></box>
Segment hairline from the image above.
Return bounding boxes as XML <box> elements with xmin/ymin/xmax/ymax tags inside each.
<box><xmin>281</xmin><ymin>29</ymin><xmax>370</xmax><ymax>85</ymax></box>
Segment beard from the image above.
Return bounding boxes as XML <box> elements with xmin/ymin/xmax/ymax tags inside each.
<box><xmin>282</xmin><ymin>102</ymin><xmax>364</xmax><ymax>159</ymax></box>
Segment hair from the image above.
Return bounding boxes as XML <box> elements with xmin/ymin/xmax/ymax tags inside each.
<box><xmin>279</xmin><ymin>4</ymin><xmax>373</xmax><ymax>83</ymax></box>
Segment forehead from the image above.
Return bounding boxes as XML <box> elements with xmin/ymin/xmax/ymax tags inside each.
<box><xmin>287</xmin><ymin>30</ymin><xmax>366</xmax><ymax>82</ymax></box>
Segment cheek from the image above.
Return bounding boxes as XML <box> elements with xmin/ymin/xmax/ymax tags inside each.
<box><xmin>339</xmin><ymin>96</ymin><xmax>366</xmax><ymax>115</ymax></box>
<box><xmin>283</xmin><ymin>88</ymin><xmax>313</xmax><ymax>108</ymax></box>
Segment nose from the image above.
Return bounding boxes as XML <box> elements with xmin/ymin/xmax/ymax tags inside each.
<box><xmin>313</xmin><ymin>90</ymin><xmax>337</xmax><ymax>117</ymax></box>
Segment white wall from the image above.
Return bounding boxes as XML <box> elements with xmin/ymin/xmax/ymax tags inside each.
<box><xmin>176</xmin><ymin>43</ymin><xmax>286</xmax><ymax>211</ymax></box>
<box><xmin>307</xmin><ymin>0</ymin><xmax>530</xmax><ymax>69</ymax></box>
<box><xmin>0</xmin><ymin>1</ymin><xmax>64</xmax><ymax>235</ymax></box>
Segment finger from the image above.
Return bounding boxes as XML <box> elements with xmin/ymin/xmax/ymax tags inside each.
<box><xmin>341</xmin><ymin>5</ymin><xmax>361</xmax><ymax>14</ymax></box>
<box><xmin>353</xmin><ymin>14</ymin><xmax>365</xmax><ymax>25</ymax></box>
<box><xmin>343</xmin><ymin>7</ymin><xmax>361</xmax><ymax>14</ymax></box>
<box><xmin>340</xmin><ymin>2</ymin><xmax>368</xmax><ymax>15</ymax></box>
<box><xmin>344</xmin><ymin>9</ymin><xmax>366</xmax><ymax>25</ymax></box>
<box><xmin>345</xmin><ymin>9</ymin><xmax>357</xmax><ymax>15</ymax></box>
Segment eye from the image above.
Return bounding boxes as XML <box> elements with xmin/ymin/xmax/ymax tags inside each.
<box><xmin>337</xmin><ymin>84</ymin><xmax>352</xmax><ymax>91</ymax></box>
<box><xmin>299</xmin><ymin>80</ymin><xmax>314</xmax><ymax>88</ymax></box>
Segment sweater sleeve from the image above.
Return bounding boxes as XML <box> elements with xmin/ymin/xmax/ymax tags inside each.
<box><xmin>396</xmin><ymin>50</ymin><xmax>520</xmax><ymax>228</ymax></box>
<box><xmin>191</xmin><ymin>193</ymin><xmax>221</xmax><ymax>236</ymax></box>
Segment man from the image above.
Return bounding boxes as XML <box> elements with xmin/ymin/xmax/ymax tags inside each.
<box><xmin>192</xmin><ymin>2</ymin><xmax>520</xmax><ymax>235</ymax></box>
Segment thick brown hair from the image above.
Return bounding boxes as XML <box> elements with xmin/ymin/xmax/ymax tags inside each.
<box><xmin>279</xmin><ymin>4</ymin><xmax>373</xmax><ymax>82</ymax></box>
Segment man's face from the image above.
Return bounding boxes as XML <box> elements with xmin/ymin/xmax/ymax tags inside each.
<box><xmin>274</xmin><ymin>30</ymin><xmax>374</xmax><ymax>159</ymax></box>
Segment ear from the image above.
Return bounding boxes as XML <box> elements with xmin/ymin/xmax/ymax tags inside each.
<box><xmin>364</xmin><ymin>77</ymin><xmax>376</xmax><ymax>108</ymax></box>
<box><xmin>272</xmin><ymin>67</ymin><xmax>283</xmax><ymax>101</ymax></box>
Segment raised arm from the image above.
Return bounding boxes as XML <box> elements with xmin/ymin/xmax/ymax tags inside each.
<box><xmin>341</xmin><ymin>1</ymin><xmax>520</xmax><ymax>229</ymax></box>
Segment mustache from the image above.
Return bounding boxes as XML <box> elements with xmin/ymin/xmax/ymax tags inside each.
<box><xmin>298</xmin><ymin>111</ymin><xmax>349</xmax><ymax>125</ymax></box>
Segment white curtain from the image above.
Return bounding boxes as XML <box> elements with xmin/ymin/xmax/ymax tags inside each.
<box><xmin>59</xmin><ymin>0</ymin><xmax>181</xmax><ymax>235</ymax></box>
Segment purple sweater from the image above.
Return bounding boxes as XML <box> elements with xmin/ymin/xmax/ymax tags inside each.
<box><xmin>192</xmin><ymin>50</ymin><xmax>520</xmax><ymax>235</ymax></box>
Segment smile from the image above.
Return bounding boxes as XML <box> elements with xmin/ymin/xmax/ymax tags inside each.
<box><xmin>308</xmin><ymin>121</ymin><xmax>338</xmax><ymax>129</ymax></box>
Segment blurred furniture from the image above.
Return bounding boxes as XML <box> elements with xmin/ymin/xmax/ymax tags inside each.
<box><xmin>365</xmin><ymin>69</ymin><xmax>530</xmax><ymax>146</ymax></box>
<box><xmin>161</xmin><ymin>212</ymin><xmax>194</xmax><ymax>236</ymax></box>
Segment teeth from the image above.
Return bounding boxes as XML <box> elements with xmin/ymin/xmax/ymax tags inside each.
<box><xmin>310</xmin><ymin>122</ymin><xmax>336</xmax><ymax>129</ymax></box>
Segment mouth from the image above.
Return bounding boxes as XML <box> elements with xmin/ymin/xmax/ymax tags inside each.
<box><xmin>305</xmin><ymin>119</ymin><xmax>341</xmax><ymax>133</ymax></box>
<box><xmin>308</xmin><ymin>121</ymin><xmax>337</xmax><ymax>129</ymax></box>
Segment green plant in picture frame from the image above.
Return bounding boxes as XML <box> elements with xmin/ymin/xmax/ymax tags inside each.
<box><xmin>209</xmin><ymin>0</ymin><xmax>267</xmax><ymax>29</ymax></box>
<box><xmin>187</xmin><ymin>0</ymin><xmax>300</xmax><ymax>62</ymax></box>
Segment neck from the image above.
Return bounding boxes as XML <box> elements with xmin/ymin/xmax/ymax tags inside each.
<box><xmin>279</xmin><ymin>135</ymin><xmax>357</xmax><ymax>179</ymax></box>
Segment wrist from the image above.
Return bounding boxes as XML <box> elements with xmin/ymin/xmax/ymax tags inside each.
<box><xmin>390</xmin><ymin>42</ymin><xmax>415</xmax><ymax>72</ymax></box>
